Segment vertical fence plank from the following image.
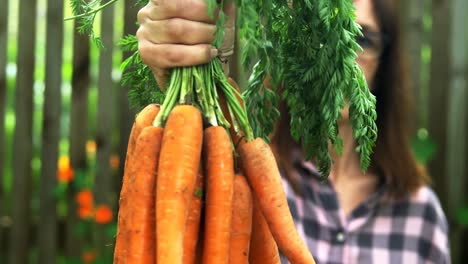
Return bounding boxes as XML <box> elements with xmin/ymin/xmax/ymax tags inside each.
<box><xmin>0</xmin><ymin>0</ymin><xmax>7</xmax><ymax>181</ymax></box>
<box><xmin>38</xmin><ymin>0</ymin><xmax>63</xmax><ymax>262</ymax></box>
<box><xmin>401</xmin><ymin>0</ymin><xmax>425</xmax><ymax>126</ymax></box>
<box><xmin>428</xmin><ymin>0</ymin><xmax>450</xmax><ymax>211</ymax></box>
<box><xmin>117</xmin><ymin>0</ymin><xmax>139</xmax><ymax>192</ymax></box>
<box><xmin>0</xmin><ymin>0</ymin><xmax>8</xmax><ymax>256</ymax></box>
<box><xmin>9</xmin><ymin>0</ymin><xmax>37</xmax><ymax>262</ymax></box>
<box><xmin>429</xmin><ymin>0</ymin><xmax>458</xmax><ymax>262</ymax></box>
<box><xmin>95</xmin><ymin>2</ymin><xmax>115</xmax><ymax>205</ymax></box>
<box><xmin>95</xmin><ymin>0</ymin><xmax>115</xmax><ymax>205</ymax></box>
<box><xmin>445</xmin><ymin>0</ymin><xmax>467</xmax><ymax>262</ymax></box>
<box><xmin>95</xmin><ymin>0</ymin><xmax>115</xmax><ymax>256</ymax></box>
<box><xmin>66</xmin><ymin>26</ymin><xmax>90</xmax><ymax>260</ymax></box>
<box><xmin>465</xmin><ymin>36</ymin><xmax>468</xmax><ymax>264</ymax></box>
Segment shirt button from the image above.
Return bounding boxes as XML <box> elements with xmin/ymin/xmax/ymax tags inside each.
<box><xmin>336</xmin><ymin>231</ymin><xmax>346</xmax><ymax>243</ymax></box>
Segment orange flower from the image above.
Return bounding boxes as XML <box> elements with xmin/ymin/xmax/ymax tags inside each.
<box><xmin>109</xmin><ymin>154</ymin><xmax>120</xmax><ymax>170</ymax></box>
<box><xmin>76</xmin><ymin>189</ymin><xmax>93</xmax><ymax>208</ymax></box>
<box><xmin>77</xmin><ymin>205</ymin><xmax>93</xmax><ymax>219</ymax></box>
<box><xmin>94</xmin><ymin>205</ymin><xmax>113</xmax><ymax>224</ymax></box>
<box><xmin>82</xmin><ymin>250</ymin><xmax>97</xmax><ymax>263</ymax></box>
<box><xmin>56</xmin><ymin>156</ymin><xmax>74</xmax><ymax>183</ymax></box>
<box><xmin>57</xmin><ymin>168</ymin><xmax>74</xmax><ymax>183</ymax></box>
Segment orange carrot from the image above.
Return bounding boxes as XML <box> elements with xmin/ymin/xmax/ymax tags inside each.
<box><xmin>183</xmin><ymin>169</ymin><xmax>204</xmax><ymax>264</ymax></box>
<box><xmin>228</xmin><ymin>174</ymin><xmax>253</xmax><ymax>264</ymax></box>
<box><xmin>227</xmin><ymin>77</ymin><xmax>244</xmax><ymax>108</ymax></box>
<box><xmin>114</xmin><ymin>104</ymin><xmax>159</xmax><ymax>263</ymax></box>
<box><xmin>127</xmin><ymin>104</ymin><xmax>160</xmax><ymax>163</ymax></box>
<box><xmin>156</xmin><ymin>105</ymin><xmax>203</xmax><ymax>264</ymax></box>
<box><xmin>125</xmin><ymin>126</ymin><xmax>163</xmax><ymax>263</ymax></box>
<box><xmin>249</xmin><ymin>194</ymin><xmax>281</xmax><ymax>264</ymax></box>
<box><xmin>122</xmin><ymin>104</ymin><xmax>160</xmax><ymax>185</ymax></box>
<box><xmin>238</xmin><ymin>138</ymin><xmax>316</xmax><ymax>264</ymax></box>
<box><xmin>202</xmin><ymin>126</ymin><xmax>235</xmax><ymax>264</ymax></box>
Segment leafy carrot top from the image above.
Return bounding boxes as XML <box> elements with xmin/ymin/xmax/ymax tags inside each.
<box><xmin>237</xmin><ymin>0</ymin><xmax>377</xmax><ymax>177</ymax></box>
<box><xmin>67</xmin><ymin>0</ymin><xmax>378</xmax><ymax>178</ymax></box>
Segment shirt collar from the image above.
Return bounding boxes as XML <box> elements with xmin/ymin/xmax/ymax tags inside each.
<box><xmin>294</xmin><ymin>156</ymin><xmax>388</xmax><ymax>212</ymax></box>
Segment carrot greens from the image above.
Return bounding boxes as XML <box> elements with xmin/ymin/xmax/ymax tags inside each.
<box><xmin>237</xmin><ymin>0</ymin><xmax>377</xmax><ymax>177</ymax></box>
<box><xmin>67</xmin><ymin>0</ymin><xmax>377</xmax><ymax>178</ymax></box>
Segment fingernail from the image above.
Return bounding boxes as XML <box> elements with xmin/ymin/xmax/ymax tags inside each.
<box><xmin>210</xmin><ymin>48</ymin><xmax>218</xmax><ymax>59</ymax></box>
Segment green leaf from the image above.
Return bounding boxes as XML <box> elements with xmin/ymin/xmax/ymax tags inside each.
<box><xmin>61</xmin><ymin>257</ymin><xmax>81</xmax><ymax>264</ymax></box>
<box><xmin>456</xmin><ymin>207</ymin><xmax>468</xmax><ymax>226</ymax></box>
<box><xmin>411</xmin><ymin>129</ymin><xmax>436</xmax><ymax>164</ymax></box>
<box><xmin>206</xmin><ymin>0</ymin><xmax>218</xmax><ymax>20</ymax></box>
<box><xmin>106</xmin><ymin>223</ymin><xmax>118</xmax><ymax>238</ymax></box>
<box><xmin>67</xmin><ymin>0</ymin><xmax>117</xmax><ymax>49</ymax></box>
<box><xmin>73</xmin><ymin>169</ymin><xmax>89</xmax><ymax>190</ymax></box>
<box><xmin>74</xmin><ymin>221</ymin><xmax>90</xmax><ymax>237</ymax></box>
<box><xmin>195</xmin><ymin>188</ymin><xmax>203</xmax><ymax>198</ymax></box>
<box><xmin>136</xmin><ymin>0</ymin><xmax>149</xmax><ymax>6</ymax></box>
<box><xmin>120</xmin><ymin>51</ymin><xmax>165</xmax><ymax>109</ymax></box>
<box><xmin>58</xmin><ymin>199</ymin><xmax>68</xmax><ymax>218</ymax></box>
<box><xmin>118</xmin><ymin>35</ymin><xmax>138</xmax><ymax>52</ymax></box>
<box><xmin>239</xmin><ymin>0</ymin><xmax>376</xmax><ymax>176</ymax></box>
<box><xmin>213</xmin><ymin>11</ymin><xmax>227</xmax><ymax>48</ymax></box>
<box><xmin>52</xmin><ymin>182</ymin><xmax>68</xmax><ymax>199</ymax></box>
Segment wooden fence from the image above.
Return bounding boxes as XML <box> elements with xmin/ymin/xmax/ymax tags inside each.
<box><xmin>0</xmin><ymin>0</ymin><xmax>139</xmax><ymax>263</ymax></box>
<box><xmin>0</xmin><ymin>0</ymin><xmax>466</xmax><ymax>263</ymax></box>
<box><xmin>401</xmin><ymin>1</ymin><xmax>467</xmax><ymax>263</ymax></box>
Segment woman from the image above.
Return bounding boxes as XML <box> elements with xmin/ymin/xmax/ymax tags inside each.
<box><xmin>136</xmin><ymin>0</ymin><xmax>450</xmax><ymax>263</ymax></box>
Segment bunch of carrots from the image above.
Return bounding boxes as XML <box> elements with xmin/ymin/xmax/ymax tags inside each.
<box><xmin>113</xmin><ymin>60</ymin><xmax>316</xmax><ymax>264</ymax></box>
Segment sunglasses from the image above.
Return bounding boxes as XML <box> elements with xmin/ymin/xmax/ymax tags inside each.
<box><xmin>356</xmin><ymin>29</ymin><xmax>389</xmax><ymax>60</ymax></box>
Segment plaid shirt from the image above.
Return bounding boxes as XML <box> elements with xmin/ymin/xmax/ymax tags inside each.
<box><xmin>280</xmin><ymin>160</ymin><xmax>451</xmax><ymax>264</ymax></box>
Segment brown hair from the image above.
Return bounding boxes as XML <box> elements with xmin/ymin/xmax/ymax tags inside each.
<box><xmin>271</xmin><ymin>0</ymin><xmax>429</xmax><ymax>199</ymax></box>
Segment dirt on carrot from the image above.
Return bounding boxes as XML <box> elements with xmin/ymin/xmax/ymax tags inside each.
<box><xmin>249</xmin><ymin>194</ymin><xmax>281</xmax><ymax>264</ymax></box>
<box><xmin>183</xmin><ymin>169</ymin><xmax>204</xmax><ymax>264</ymax></box>
<box><xmin>228</xmin><ymin>174</ymin><xmax>253</xmax><ymax>264</ymax></box>
<box><xmin>239</xmin><ymin>138</ymin><xmax>316</xmax><ymax>264</ymax></box>
<box><xmin>125</xmin><ymin>126</ymin><xmax>163</xmax><ymax>263</ymax></box>
<box><xmin>114</xmin><ymin>104</ymin><xmax>159</xmax><ymax>263</ymax></box>
<box><xmin>156</xmin><ymin>105</ymin><xmax>203</xmax><ymax>264</ymax></box>
<box><xmin>202</xmin><ymin>126</ymin><xmax>235</xmax><ymax>264</ymax></box>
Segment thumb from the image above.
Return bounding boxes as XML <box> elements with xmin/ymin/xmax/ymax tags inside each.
<box><xmin>219</xmin><ymin>0</ymin><xmax>236</xmax><ymax>60</ymax></box>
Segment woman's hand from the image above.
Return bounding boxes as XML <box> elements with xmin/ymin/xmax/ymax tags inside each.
<box><xmin>136</xmin><ymin>0</ymin><xmax>235</xmax><ymax>88</ymax></box>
